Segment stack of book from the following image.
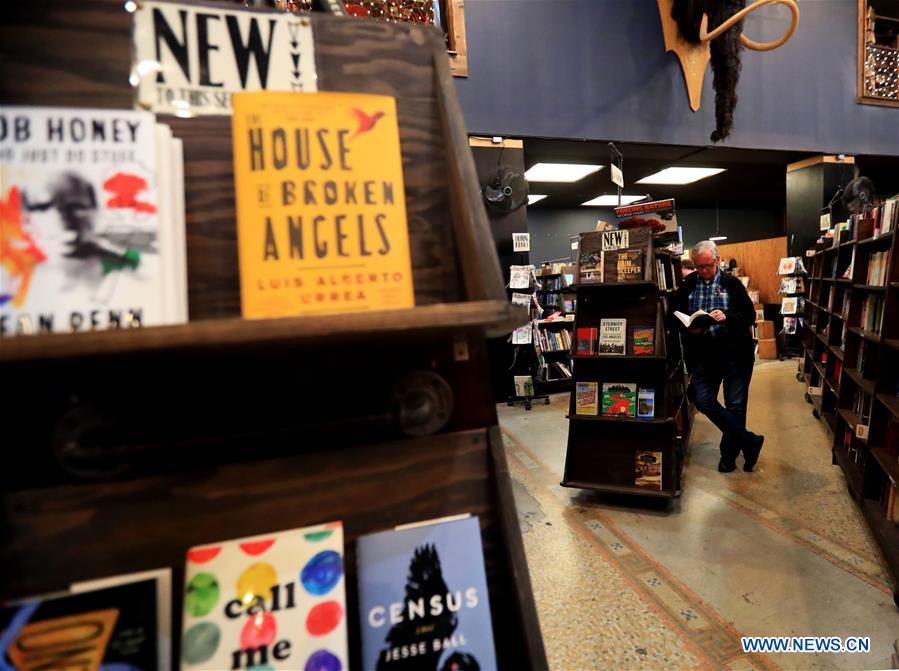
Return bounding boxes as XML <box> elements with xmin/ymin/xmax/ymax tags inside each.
<box><xmin>0</xmin><ymin>106</ymin><xmax>188</xmax><ymax>336</ymax></box>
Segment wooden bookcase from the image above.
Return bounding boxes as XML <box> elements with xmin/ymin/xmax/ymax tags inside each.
<box><xmin>534</xmin><ymin>264</ymin><xmax>576</xmax><ymax>394</ymax></box>
<box><xmin>0</xmin><ymin>2</ymin><xmax>547</xmax><ymax>667</ymax></box>
<box><xmin>802</xmin><ymin>222</ymin><xmax>899</xmax><ymax>605</ymax></box>
<box><xmin>561</xmin><ymin>249</ymin><xmax>694</xmax><ymax>498</ymax></box>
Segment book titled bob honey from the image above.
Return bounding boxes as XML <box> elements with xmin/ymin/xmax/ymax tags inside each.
<box><xmin>232</xmin><ymin>92</ymin><xmax>415</xmax><ymax>318</ymax></box>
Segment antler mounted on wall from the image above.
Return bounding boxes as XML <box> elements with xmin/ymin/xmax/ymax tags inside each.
<box><xmin>658</xmin><ymin>0</ymin><xmax>800</xmax><ymax>142</ymax></box>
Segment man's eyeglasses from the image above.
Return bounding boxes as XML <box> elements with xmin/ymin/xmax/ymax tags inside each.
<box><xmin>696</xmin><ymin>263</ymin><xmax>717</xmax><ymax>270</ymax></box>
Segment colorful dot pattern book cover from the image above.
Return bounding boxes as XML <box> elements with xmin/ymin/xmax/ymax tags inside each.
<box><xmin>356</xmin><ymin>515</ymin><xmax>497</xmax><ymax>671</ymax></box>
<box><xmin>181</xmin><ymin>521</ymin><xmax>346</xmax><ymax>671</ymax></box>
<box><xmin>231</xmin><ymin>92</ymin><xmax>415</xmax><ymax>319</ymax></box>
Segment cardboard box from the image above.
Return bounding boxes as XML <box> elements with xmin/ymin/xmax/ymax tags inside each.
<box><xmin>758</xmin><ymin>338</ymin><xmax>778</xmax><ymax>359</ymax></box>
<box><xmin>757</xmin><ymin>320</ymin><xmax>775</xmax><ymax>340</ymax></box>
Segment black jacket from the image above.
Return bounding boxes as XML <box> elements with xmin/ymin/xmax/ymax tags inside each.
<box><xmin>671</xmin><ymin>270</ymin><xmax>756</xmax><ymax>368</ymax></box>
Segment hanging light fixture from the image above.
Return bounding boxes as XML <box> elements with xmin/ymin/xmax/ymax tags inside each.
<box><xmin>710</xmin><ymin>201</ymin><xmax>727</xmax><ymax>241</ymax></box>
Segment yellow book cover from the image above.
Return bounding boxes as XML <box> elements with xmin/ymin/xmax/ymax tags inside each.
<box><xmin>232</xmin><ymin>92</ymin><xmax>414</xmax><ymax>318</ymax></box>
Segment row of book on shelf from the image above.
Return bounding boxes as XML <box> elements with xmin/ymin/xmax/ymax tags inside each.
<box><xmin>826</xmin><ymin>197</ymin><xmax>898</xmax><ymax>247</ymax></box>
<box><xmin>575</xmin><ymin>381</ymin><xmax>655</xmax><ymax>419</ymax></box>
<box><xmin>860</xmin><ymin>294</ymin><xmax>887</xmax><ymax>334</ymax></box>
<box><xmin>2</xmin><ymin>90</ymin><xmax>421</xmax><ymax>336</ymax></box>
<box><xmin>865</xmin><ymin>250</ymin><xmax>891</xmax><ymax>286</ymax></box>
<box><xmin>1</xmin><ymin>515</ymin><xmax>498</xmax><ymax>671</ymax></box>
<box><xmin>575</xmin><ymin>321</ymin><xmax>655</xmax><ymax>356</ymax></box>
<box><xmin>536</xmin><ymin>326</ymin><xmax>572</xmax><ymax>353</ymax></box>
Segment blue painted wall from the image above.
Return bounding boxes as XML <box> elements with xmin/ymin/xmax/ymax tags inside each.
<box><xmin>455</xmin><ymin>1</ymin><xmax>899</xmax><ymax>156</ymax></box>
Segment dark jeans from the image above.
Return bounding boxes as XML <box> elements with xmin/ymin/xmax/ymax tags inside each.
<box><xmin>689</xmin><ymin>357</ymin><xmax>754</xmax><ymax>463</ymax></box>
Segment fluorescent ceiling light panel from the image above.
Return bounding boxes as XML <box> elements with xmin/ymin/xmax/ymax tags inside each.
<box><xmin>636</xmin><ymin>167</ymin><xmax>726</xmax><ymax>185</ymax></box>
<box><xmin>528</xmin><ymin>194</ymin><xmax>548</xmax><ymax>205</ymax></box>
<box><xmin>581</xmin><ymin>194</ymin><xmax>645</xmax><ymax>207</ymax></box>
<box><xmin>524</xmin><ymin>163</ymin><xmax>604</xmax><ymax>182</ymax></box>
<box><xmin>709</xmin><ymin>235</ymin><xmax>728</xmax><ymax>241</ymax></box>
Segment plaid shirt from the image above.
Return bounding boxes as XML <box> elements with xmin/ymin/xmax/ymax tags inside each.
<box><xmin>689</xmin><ymin>269</ymin><xmax>730</xmax><ymax>337</ymax></box>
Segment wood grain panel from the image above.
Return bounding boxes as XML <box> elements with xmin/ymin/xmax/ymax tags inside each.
<box><xmin>717</xmin><ymin>236</ymin><xmax>788</xmax><ymax>304</ymax></box>
<box><xmin>1</xmin><ymin>429</ymin><xmax>533</xmax><ymax>670</ymax></box>
<box><xmin>0</xmin><ymin>2</ymin><xmax>466</xmax><ymax>319</ymax></box>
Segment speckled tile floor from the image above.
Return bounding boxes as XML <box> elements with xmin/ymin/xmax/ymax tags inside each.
<box><xmin>499</xmin><ymin>360</ymin><xmax>899</xmax><ymax>671</ymax></box>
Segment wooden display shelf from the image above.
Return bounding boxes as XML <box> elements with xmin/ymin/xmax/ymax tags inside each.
<box><xmin>565</xmin><ymin>414</ymin><xmax>673</xmax><ymax>424</ymax></box>
<box><xmin>562</xmin><ymin>241</ymin><xmax>687</xmax><ymax>498</ymax></box>
<box><xmin>837</xmin><ymin>407</ymin><xmax>860</xmax><ymax>430</ymax></box>
<box><xmin>536</xmin><ymin>319</ymin><xmax>575</xmax><ymax>326</ymax></box>
<box><xmin>540</xmin><ymin>349</ymin><xmax>572</xmax><ymax>357</ymax></box>
<box><xmin>844</xmin><ymin>367</ymin><xmax>877</xmax><ymax>395</ymax></box>
<box><xmin>829</xmin><ymin>345</ymin><xmax>845</xmax><ymax>361</ymax></box>
<box><xmin>857</xmin><ymin>231</ymin><xmax>895</xmax><ymax>247</ymax></box>
<box><xmin>859</xmin><ymin>499</ymin><xmax>899</xmax><ymax>606</ymax></box>
<box><xmin>848</xmin><ymin>326</ymin><xmax>882</xmax><ymax>344</ymax></box>
<box><xmin>812</xmin><ymin>360</ymin><xmax>826</xmax><ymax>379</ymax></box>
<box><xmin>834</xmin><ymin>446</ymin><xmax>863</xmax><ymax>499</ymax></box>
<box><xmin>823</xmin><ymin>410</ymin><xmax>839</xmax><ymax>435</ymax></box>
<box><xmin>878</xmin><ymin>393</ymin><xmax>899</xmax><ymax>420</ymax></box>
<box><xmin>0</xmin><ymin>301</ymin><xmax>514</xmax><ymax>363</ymax></box>
<box><xmin>871</xmin><ymin>447</ymin><xmax>899</xmax><ymax>485</ymax></box>
<box><xmin>824</xmin><ymin>376</ymin><xmax>840</xmax><ymax>395</ymax></box>
<box><xmin>0</xmin><ymin>2</ymin><xmax>547</xmax><ymax>664</ymax></box>
<box><xmin>574</xmin><ymin>281</ymin><xmax>659</xmax><ymax>291</ymax></box>
<box><xmin>836</xmin><ymin>278</ymin><xmax>853</xmax><ymax>285</ymax></box>
<box><xmin>558</xmin><ymin>480</ymin><xmax>677</xmax><ymax>499</ymax></box>
<box><xmin>853</xmin><ymin>284</ymin><xmax>889</xmax><ymax>292</ymax></box>
<box><xmin>832</xmin><ymin>312</ymin><xmax>848</xmax><ymax>320</ymax></box>
<box><xmin>886</xmin><ymin>338</ymin><xmax>899</xmax><ymax>352</ymax></box>
<box><xmin>572</xmin><ymin>354</ymin><xmax>667</xmax><ymax>361</ymax></box>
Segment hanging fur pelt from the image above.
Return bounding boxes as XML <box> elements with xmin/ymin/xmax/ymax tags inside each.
<box><xmin>671</xmin><ymin>0</ymin><xmax>748</xmax><ymax>142</ymax></box>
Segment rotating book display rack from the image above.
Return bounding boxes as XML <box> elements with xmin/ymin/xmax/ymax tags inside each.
<box><xmin>0</xmin><ymin>2</ymin><xmax>546</xmax><ymax>667</ymax></box>
<box><xmin>561</xmin><ymin>233</ymin><xmax>694</xmax><ymax>499</ymax></box>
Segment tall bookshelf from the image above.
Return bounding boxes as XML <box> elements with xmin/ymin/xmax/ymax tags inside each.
<box><xmin>802</xmin><ymin>214</ymin><xmax>899</xmax><ymax>605</ymax></box>
<box><xmin>0</xmin><ymin>3</ymin><xmax>548</xmax><ymax>666</ymax></box>
<box><xmin>561</xmin><ymin>249</ymin><xmax>693</xmax><ymax>498</ymax></box>
<box><xmin>534</xmin><ymin>263</ymin><xmax>576</xmax><ymax>394</ymax></box>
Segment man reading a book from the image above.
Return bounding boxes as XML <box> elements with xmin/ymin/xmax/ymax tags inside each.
<box><xmin>673</xmin><ymin>240</ymin><xmax>764</xmax><ymax>473</ymax></box>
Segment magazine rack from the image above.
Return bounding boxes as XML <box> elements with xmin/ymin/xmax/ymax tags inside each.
<box><xmin>0</xmin><ymin>2</ymin><xmax>547</xmax><ymax>667</ymax></box>
<box><xmin>561</xmin><ymin>249</ymin><xmax>694</xmax><ymax>498</ymax></box>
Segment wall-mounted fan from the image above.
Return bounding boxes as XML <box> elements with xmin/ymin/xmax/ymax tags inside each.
<box><xmin>482</xmin><ymin>165</ymin><xmax>528</xmax><ymax>214</ymax></box>
<box><xmin>842</xmin><ymin>176</ymin><xmax>875</xmax><ymax>213</ymax></box>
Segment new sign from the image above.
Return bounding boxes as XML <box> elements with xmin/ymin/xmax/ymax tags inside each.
<box><xmin>133</xmin><ymin>1</ymin><xmax>318</xmax><ymax>116</ymax></box>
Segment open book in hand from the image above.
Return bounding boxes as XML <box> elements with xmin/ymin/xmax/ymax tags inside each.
<box><xmin>674</xmin><ymin>309</ymin><xmax>718</xmax><ymax>329</ymax></box>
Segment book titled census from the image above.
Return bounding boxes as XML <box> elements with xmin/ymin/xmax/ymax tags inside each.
<box><xmin>181</xmin><ymin>522</ymin><xmax>347</xmax><ymax>671</ymax></box>
<box><xmin>357</xmin><ymin>514</ymin><xmax>497</xmax><ymax>671</ymax></box>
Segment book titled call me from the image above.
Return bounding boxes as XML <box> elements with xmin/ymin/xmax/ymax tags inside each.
<box><xmin>181</xmin><ymin>522</ymin><xmax>347</xmax><ymax>671</ymax></box>
<box><xmin>232</xmin><ymin>92</ymin><xmax>415</xmax><ymax>318</ymax></box>
<box><xmin>357</xmin><ymin>515</ymin><xmax>497</xmax><ymax>671</ymax></box>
